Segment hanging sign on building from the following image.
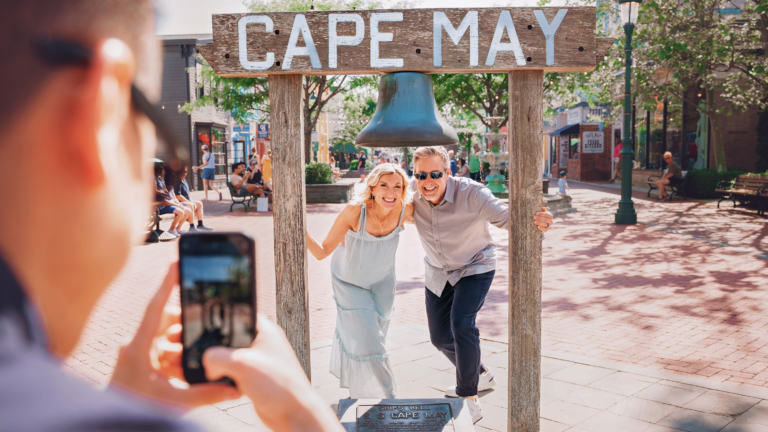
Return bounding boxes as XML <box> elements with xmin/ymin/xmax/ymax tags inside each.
<box><xmin>198</xmin><ymin>8</ymin><xmax>614</xmax><ymax>77</ymax></box>
<box><xmin>559</xmin><ymin>135</ymin><xmax>569</xmax><ymax>168</ymax></box>
<box><xmin>257</xmin><ymin>124</ymin><xmax>270</xmax><ymax>139</ymax></box>
<box><xmin>566</xmin><ymin>108</ymin><xmax>581</xmax><ymax>125</ymax></box>
<box><xmin>582</xmin><ymin>131</ymin><xmax>604</xmax><ymax>153</ymax></box>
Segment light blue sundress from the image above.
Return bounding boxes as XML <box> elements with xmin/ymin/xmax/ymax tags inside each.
<box><xmin>329</xmin><ymin>202</ymin><xmax>405</xmax><ymax>399</ymax></box>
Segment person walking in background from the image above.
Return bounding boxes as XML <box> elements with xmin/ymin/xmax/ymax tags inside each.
<box><xmin>448</xmin><ymin>150</ymin><xmax>457</xmax><ymax>176</ymax></box>
<box><xmin>457</xmin><ymin>158</ymin><xmax>470</xmax><ymax>178</ymax></box>
<box><xmin>249</xmin><ymin>146</ymin><xmax>258</xmax><ymax>165</ymax></box>
<box><xmin>611</xmin><ymin>142</ymin><xmax>622</xmax><ymax>183</ymax></box>
<box><xmin>262</xmin><ymin>149</ymin><xmax>273</xmax><ymax>183</ymax></box>
<box><xmin>194</xmin><ymin>144</ymin><xmax>222</xmax><ymax>201</ymax></box>
<box><xmin>469</xmin><ymin>145</ymin><xmax>481</xmax><ymax>182</ymax></box>
<box><xmin>358</xmin><ymin>150</ymin><xmax>367</xmax><ymax>183</ymax></box>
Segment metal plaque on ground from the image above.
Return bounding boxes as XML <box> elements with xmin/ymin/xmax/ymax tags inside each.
<box><xmin>336</xmin><ymin>399</ymin><xmax>475</xmax><ymax>432</ymax></box>
<box><xmin>357</xmin><ymin>403</ymin><xmax>455</xmax><ymax>431</ymax></box>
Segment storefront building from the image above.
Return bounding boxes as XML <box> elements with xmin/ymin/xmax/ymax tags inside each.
<box><xmin>629</xmin><ymin>89</ymin><xmax>761</xmax><ymax>188</ymax></box>
<box><xmin>548</xmin><ymin>104</ymin><xmax>617</xmax><ymax>181</ymax></box>
<box><xmin>159</xmin><ymin>34</ymin><xmax>234</xmax><ymax>191</ymax></box>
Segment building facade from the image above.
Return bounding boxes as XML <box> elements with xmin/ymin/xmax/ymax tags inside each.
<box><xmin>158</xmin><ymin>34</ymin><xmax>233</xmax><ymax>191</ymax></box>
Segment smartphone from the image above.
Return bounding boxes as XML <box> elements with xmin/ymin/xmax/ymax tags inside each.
<box><xmin>179</xmin><ymin>232</ymin><xmax>256</xmax><ymax>385</ymax></box>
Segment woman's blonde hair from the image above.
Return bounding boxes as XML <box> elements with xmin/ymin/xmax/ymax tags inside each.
<box><xmin>357</xmin><ymin>163</ymin><xmax>412</xmax><ymax>204</ymax></box>
<box><xmin>267</xmin><ymin>150</ymin><xmax>272</xmax><ymax>157</ymax></box>
<box><xmin>663</xmin><ymin>151</ymin><xmax>672</xmax><ymax>159</ymax></box>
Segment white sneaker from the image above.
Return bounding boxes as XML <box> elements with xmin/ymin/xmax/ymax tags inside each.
<box><xmin>445</xmin><ymin>367</ymin><xmax>496</xmax><ymax>397</ymax></box>
<box><xmin>163</xmin><ymin>230</ymin><xmax>178</xmax><ymax>238</ymax></box>
<box><xmin>465</xmin><ymin>398</ymin><xmax>483</xmax><ymax>424</ymax></box>
<box><xmin>169</xmin><ymin>228</ymin><xmax>181</xmax><ymax>236</ymax></box>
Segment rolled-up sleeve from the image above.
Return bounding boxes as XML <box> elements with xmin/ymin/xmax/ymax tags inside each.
<box><xmin>474</xmin><ymin>187</ymin><xmax>510</xmax><ymax>230</ymax></box>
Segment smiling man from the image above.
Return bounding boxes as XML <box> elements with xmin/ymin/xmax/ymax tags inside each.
<box><xmin>406</xmin><ymin>146</ymin><xmax>553</xmax><ymax>424</ymax></box>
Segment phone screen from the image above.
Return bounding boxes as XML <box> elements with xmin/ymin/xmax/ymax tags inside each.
<box><xmin>179</xmin><ymin>233</ymin><xmax>256</xmax><ymax>384</ymax></box>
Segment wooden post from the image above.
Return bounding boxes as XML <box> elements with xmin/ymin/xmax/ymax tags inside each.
<box><xmin>269</xmin><ymin>74</ymin><xmax>312</xmax><ymax>378</ymax></box>
<box><xmin>507</xmin><ymin>70</ymin><xmax>544</xmax><ymax>432</ymax></box>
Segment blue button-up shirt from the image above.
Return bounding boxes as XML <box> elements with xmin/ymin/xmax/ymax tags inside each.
<box><xmin>0</xmin><ymin>256</ymin><xmax>201</xmax><ymax>431</ymax></box>
<box><xmin>412</xmin><ymin>177</ymin><xmax>510</xmax><ymax>296</ymax></box>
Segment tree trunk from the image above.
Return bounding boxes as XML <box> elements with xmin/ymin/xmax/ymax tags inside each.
<box><xmin>268</xmin><ymin>74</ymin><xmax>311</xmax><ymax>378</ymax></box>
<box><xmin>507</xmin><ymin>70</ymin><xmax>544</xmax><ymax>432</ymax></box>
<box><xmin>706</xmin><ymin>88</ymin><xmax>727</xmax><ymax>172</ymax></box>
<box><xmin>304</xmin><ymin>129</ymin><xmax>313</xmax><ymax>164</ymax></box>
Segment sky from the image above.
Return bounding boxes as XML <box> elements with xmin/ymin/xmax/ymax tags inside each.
<box><xmin>155</xmin><ymin>0</ymin><xmax>547</xmax><ymax>35</ymax></box>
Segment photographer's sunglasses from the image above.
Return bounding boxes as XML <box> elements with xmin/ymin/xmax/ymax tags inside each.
<box><xmin>34</xmin><ymin>38</ymin><xmax>187</xmax><ymax>167</ymax></box>
<box><xmin>414</xmin><ymin>171</ymin><xmax>445</xmax><ymax>181</ymax></box>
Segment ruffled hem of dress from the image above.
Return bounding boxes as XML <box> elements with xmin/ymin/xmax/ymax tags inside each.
<box><xmin>329</xmin><ymin>330</ymin><xmax>397</xmax><ymax>399</ymax></box>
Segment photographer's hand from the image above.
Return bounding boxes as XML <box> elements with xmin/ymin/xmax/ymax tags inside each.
<box><xmin>204</xmin><ymin>317</ymin><xmax>344</xmax><ymax>432</ymax></box>
<box><xmin>110</xmin><ymin>263</ymin><xmax>241</xmax><ymax>408</ymax></box>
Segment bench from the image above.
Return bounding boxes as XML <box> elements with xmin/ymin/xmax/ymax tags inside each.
<box><xmin>647</xmin><ymin>171</ymin><xmax>688</xmax><ymax>201</ymax></box>
<box><xmin>227</xmin><ymin>181</ymin><xmax>255</xmax><ymax>212</ymax></box>
<box><xmin>145</xmin><ymin>203</ymin><xmax>178</xmax><ymax>243</ymax></box>
<box><xmin>715</xmin><ymin>175</ymin><xmax>768</xmax><ymax>216</ymax></box>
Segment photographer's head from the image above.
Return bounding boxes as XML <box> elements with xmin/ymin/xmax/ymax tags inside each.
<box><xmin>0</xmin><ymin>0</ymin><xmax>159</xmax><ymax>356</ymax></box>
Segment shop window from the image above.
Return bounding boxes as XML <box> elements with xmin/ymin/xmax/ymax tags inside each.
<box><xmin>648</xmin><ymin>102</ymin><xmax>665</xmax><ymax>170</ymax></box>
<box><xmin>684</xmin><ymin>89</ymin><xmax>708</xmax><ymax>170</ymax></box>
<box><xmin>666</xmin><ymin>98</ymin><xmax>683</xmax><ymax>168</ymax></box>
<box><xmin>211</xmin><ymin>128</ymin><xmax>226</xmax><ymax>176</ymax></box>
<box><xmin>569</xmin><ymin>135</ymin><xmax>580</xmax><ymax>160</ymax></box>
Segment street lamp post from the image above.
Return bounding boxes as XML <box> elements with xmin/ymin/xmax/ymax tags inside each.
<box><xmin>614</xmin><ymin>0</ymin><xmax>640</xmax><ymax>225</ymax></box>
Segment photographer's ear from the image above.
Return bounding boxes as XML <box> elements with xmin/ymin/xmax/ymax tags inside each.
<box><xmin>66</xmin><ymin>38</ymin><xmax>135</xmax><ymax>189</ymax></box>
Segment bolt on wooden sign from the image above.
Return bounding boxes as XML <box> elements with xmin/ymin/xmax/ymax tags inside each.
<box><xmin>198</xmin><ymin>7</ymin><xmax>614</xmax><ymax>76</ymax></box>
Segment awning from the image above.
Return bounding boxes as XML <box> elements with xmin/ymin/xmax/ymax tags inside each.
<box><xmin>548</xmin><ymin>124</ymin><xmax>580</xmax><ymax>137</ymax></box>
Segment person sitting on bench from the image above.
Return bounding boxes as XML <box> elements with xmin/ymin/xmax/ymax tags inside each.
<box><xmin>231</xmin><ymin>162</ymin><xmax>265</xmax><ymax>197</ymax></box>
<box><xmin>246</xmin><ymin>158</ymin><xmax>271</xmax><ymax>193</ymax></box>
<box><xmin>656</xmin><ymin>151</ymin><xmax>683</xmax><ymax>201</ymax></box>
<box><xmin>154</xmin><ymin>165</ymin><xmax>195</xmax><ymax>237</ymax></box>
<box><xmin>170</xmin><ymin>166</ymin><xmax>212</xmax><ymax>231</ymax></box>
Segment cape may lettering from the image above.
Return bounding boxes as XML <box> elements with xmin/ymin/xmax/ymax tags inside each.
<box><xmin>200</xmin><ymin>7</ymin><xmax>613</xmax><ymax>76</ymax></box>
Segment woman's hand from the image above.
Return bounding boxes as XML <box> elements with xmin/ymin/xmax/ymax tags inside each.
<box><xmin>110</xmin><ymin>263</ymin><xmax>241</xmax><ymax>408</ymax></box>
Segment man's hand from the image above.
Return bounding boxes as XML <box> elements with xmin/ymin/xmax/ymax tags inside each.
<box><xmin>534</xmin><ymin>207</ymin><xmax>554</xmax><ymax>233</ymax></box>
<box><xmin>204</xmin><ymin>317</ymin><xmax>344</xmax><ymax>432</ymax></box>
<box><xmin>110</xmin><ymin>264</ymin><xmax>241</xmax><ymax>408</ymax></box>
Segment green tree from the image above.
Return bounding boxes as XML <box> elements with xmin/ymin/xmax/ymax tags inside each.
<box><xmin>630</xmin><ymin>0</ymin><xmax>768</xmax><ymax>171</ymax></box>
<box><xmin>182</xmin><ymin>0</ymin><xmax>385</xmax><ymax>163</ymax></box>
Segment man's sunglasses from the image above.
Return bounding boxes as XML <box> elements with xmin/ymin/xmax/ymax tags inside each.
<box><xmin>414</xmin><ymin>171</ymin><xmax>445</xmax><ymax>181</ymax></box>
<box><xmin>34</xmin><ymin>38</ymin><xmax>187</xmax><ymax>169</ymax></box>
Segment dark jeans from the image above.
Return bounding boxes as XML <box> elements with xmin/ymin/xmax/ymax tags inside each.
<box><xmin>469</xmin><ymin>172</ymin><xmax>480</xmax><ymax>182</ymax></box>
<box><xmin>425</xmin><ymin>270</ymin><xmax>495</xmax><ymax>397</ymax></box>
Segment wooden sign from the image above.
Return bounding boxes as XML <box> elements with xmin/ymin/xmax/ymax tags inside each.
<box><xmin>198</xmin><ymin>8</ymin><xmax>614</xmax><ymax>77</ymax></box>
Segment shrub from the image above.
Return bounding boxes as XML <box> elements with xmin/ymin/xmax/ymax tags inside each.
<box><xmin>684</xmin><ymin>167</ymin><xmax>746</xmax><ymax>198</ymax></box>
<box><xmin>305</xmin><ymin>162</ymin><xmax>332</xmax><ymax>185</ymax></box>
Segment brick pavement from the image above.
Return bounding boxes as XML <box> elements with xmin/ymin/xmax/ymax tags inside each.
<box><xmin>65</xmin><ymin>182</ymin><xmax>768</xmax><ymax>399</ymax></box>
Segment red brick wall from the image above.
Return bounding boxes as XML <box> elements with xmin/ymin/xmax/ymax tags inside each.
<box><xmin>712</xmin><ymin>90</ymin><xmax>760</xmax><ymax>172</ymax></box>
<box><xmin>567</xmin><ymin>159</ymin><xmax>581</xmax><ymax>180</ymax></box>
<box><xmin>577</xmin><ymin>125</ymin><xmax>614</xmax><ymax>181</ymax></box>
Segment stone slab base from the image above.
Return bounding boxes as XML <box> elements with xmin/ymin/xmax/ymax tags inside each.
<box><xmin>337</xmin><ymin>398</ymin><xmax>475</xmax><ymax>432</ymax></box>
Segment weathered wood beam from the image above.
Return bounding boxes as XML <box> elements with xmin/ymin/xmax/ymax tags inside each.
<box><xmin>507</xmin><ymin>70</ymin><xmax>544</xmax><ymax>432</ymax></box>
<box><xmin>269</xmin><ymin>74</ymin><xmax>312</xmax><ymax>378</ymax></box>
<box><xmin>199</xmin><ymin>8</ymin><xmax>610</xmax><ymax>76</ymax></box>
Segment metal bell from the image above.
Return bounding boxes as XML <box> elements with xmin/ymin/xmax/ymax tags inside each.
<box><xmin>355</xmin><ymin>72</ymin><xmax>459</xmax><ymax>148</ymax></box>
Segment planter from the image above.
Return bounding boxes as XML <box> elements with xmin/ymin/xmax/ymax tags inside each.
<box><xmin>306</xmin><ymin>179</ymin><xmax>356</xmax><ymax>203</ymax></box>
